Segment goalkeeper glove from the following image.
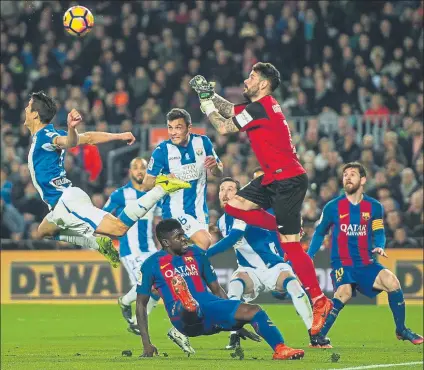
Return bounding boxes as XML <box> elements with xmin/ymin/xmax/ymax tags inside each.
<box><xmin>189</xmin><ymin>75</ymin><xmax>216</xmax><ymax>100</ymax></box>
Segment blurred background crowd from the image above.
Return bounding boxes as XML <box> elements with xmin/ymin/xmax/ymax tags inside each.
<box><xmin>1</xmin><ymin>0</ymin><xmax>423</xmax><ymax>249</ymax></box>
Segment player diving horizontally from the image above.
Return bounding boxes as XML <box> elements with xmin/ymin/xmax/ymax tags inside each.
<box><xmin>308</xmin><ymin>162</ymin><xmax>423</xmax><ymax>345</ymax></box>
<box><xmin>136</xmin><ymin>218</ymin><xmax>305</xmax><ymax>360</ymax></box>
<box><xmin>142</xmin><ymin>108</ymin><xmax>223</xmax><ymax>250</ymax></box>
<box><xmin>104</xmin><ymin>156</ymin><xmax>194</xmax><ymax>351</ymax></box>
<box><xmin>25</xmin><ymin>91</ymin><xmax>190</xmax><ymax>264</ymax></box>
<box><xmin>189</xmin><ymin>62</ymin><xmax>332</xmax><ymax>335</ymax></box>
<box><xmin>206</xmin><ymin>177</ymin><xmax>331</xmax><ymax>349</ymax></box>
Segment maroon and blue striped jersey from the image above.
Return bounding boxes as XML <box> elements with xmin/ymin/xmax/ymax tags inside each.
<box><xmin>136</xmin><ymin>246</ymin><xmax>218</xmax><ymax>315</ymax></box>
<box><xmin>308</xmin><ymin>194</ymin><xmax>386</xmax><ymax>268</ymax></box>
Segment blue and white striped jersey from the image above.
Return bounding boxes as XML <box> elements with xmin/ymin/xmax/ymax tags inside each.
<box><xmin>28</xmin><ymin>124</ymin><xmax>72</xmax><ymax>210</ymax></box>
<box><xmin>147</xmin><ymin>133</ymin><xmax>220</xmax><ymax>224</ymax></box>
<box><xmin>217</xmin><ymin>214</ymin><xmax>284</xmax><ymax>269</ymax></box>
<box><xmin>103</xmin><ymin>182</ymin><xmax>160</xmax><ymax>257</ymax></box>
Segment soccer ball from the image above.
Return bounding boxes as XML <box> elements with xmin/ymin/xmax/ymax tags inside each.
<box><xmin>63</xmin><ymin>6</ymin><xmax>94</xmax><ymax>37</ymax></box>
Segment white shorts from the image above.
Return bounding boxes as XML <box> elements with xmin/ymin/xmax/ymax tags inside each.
<box><xmin>175</xmin><ymin>213</ymin><xmax>209</xmax><ymax>238</ymax></box>
<box><xmin>46</xmin><ymin>187</ymin><xmax>108</xmax><ymax>237</ymax></box>
<box><xmin>232</xmin><ymin>263</ymin><xmax>294</xmax><ymax>302</ymax></box>
<box><xmin>121</xmin><ymin>252</ymin><xmax>156</xmax><ymax>285</ymax></box>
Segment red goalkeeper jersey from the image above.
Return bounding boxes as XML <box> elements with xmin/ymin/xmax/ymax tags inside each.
<box><xmin>232</xmin><ymin>95</ymin><xmax>305</xmax><ymax>185</ymax></box>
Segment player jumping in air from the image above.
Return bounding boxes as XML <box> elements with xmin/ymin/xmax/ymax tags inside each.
<box><xmin>104</xmin><ymin>156</ymin><xmax>194</xmax><ymax>352</ymax></box>
<box><xmin>25</xmin><ymin>91</ymin><xmax>190</xmax><ymax>266</ymax></box>
<box><xmin>206</xmin><ymin>177</ymin><xmax>331</xmax><ymax>349</ymax></box>
<box><xmin>308</xmin><ymin>162</ymin><xmax>423</xmax><ymax>345</ymax></box>
<box><xmin>135</xmin><ymin>218</ymin><xmax>305</xmax><ymax>360</ymax></box>
<box><xmin>142</xmin><ymin>108</ymin><xmax>223</xmax><ymax>250</ymax></box>
<box><xmin>189</xmin><ymin>63</ymin><xmax>332</xmax><ymax>335</ymax></box>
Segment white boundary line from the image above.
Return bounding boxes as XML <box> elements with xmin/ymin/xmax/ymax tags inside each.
<box><xmin>329</xmin><ymin>361</ymin><xmax>423</xmax><ymax>370</ymax></box>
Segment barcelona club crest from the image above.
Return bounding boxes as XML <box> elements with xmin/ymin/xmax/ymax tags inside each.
<box><xmin>361</xmin><ymin>212</ymin><xmax>370</xmax><ymax>221</ymax></box>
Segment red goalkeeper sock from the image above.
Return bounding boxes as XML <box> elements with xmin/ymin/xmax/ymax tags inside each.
<box><xmin>224</xmin><ymin>204</ymin><xmax>277</xmax><ymax>231</ymax></box>
<box><xmin>282</xmin><ymin>242</ymin><xmax>323</xmax><ymax>300</ymax></box>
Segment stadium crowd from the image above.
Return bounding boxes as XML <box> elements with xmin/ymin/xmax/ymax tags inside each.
<box><xmin>1</xmin><ymin>1</ymin><xmax>423</xmax><ymax>249</ymax></box>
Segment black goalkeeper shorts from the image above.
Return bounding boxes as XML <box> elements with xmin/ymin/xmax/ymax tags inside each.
<box><xmin>237</xmin><ymin>173</ymin><xmax>308</xmax><ymax>235</ymax></box>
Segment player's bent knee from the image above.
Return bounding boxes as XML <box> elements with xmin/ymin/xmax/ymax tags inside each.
<box><xmin>227</xmin><ymin>195</ymin><xmax>258</xmax><ymax>211</ymax></box>
<box><xmin>335</xmin><ymin>285</ymin><xmax>352</xmax><ymax>303</ymax></box>
<box><xmin>379</xmin><ymin>270</ymin><xmax>400</xmax><ymax>292</ymax></box>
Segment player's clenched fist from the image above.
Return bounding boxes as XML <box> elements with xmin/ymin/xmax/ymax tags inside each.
<box><xmin>67</xmin><ymin>108</ymin><xmax>82</xmax><ymax>128</ymax></box>
<box><xmin>119</xmin><ymin>132</ymin><xmax>136</xmax><ymax>145</ymax></box>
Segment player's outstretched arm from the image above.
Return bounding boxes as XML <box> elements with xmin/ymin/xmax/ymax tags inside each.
<box><xmin>136</xmin><ymin>293</ymin><xmax>158</xmax><ymax>357</ymax></box>
<box><xmin>308</xmin><ymin>204</ymin><xmax>333</xmax><ymax>259</ymax></box>
<box><xmin>54</xmin><ymin>109</ymin><xmax>136</xmax><ymax>148</ymax></box>
<box><xmin>206</xmin><ymin>228</ymin><xmax>245</xmax><ymax>258</ymax></box>
<box><xmin>78</xmin><ymin>131</ymin><xmax>135</xmax><ymax>146</ymax></box>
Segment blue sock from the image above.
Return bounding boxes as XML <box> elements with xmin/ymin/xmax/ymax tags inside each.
<box><xmin>388</xmin><ymin>289</ymin><xmax>406</xmax><ymax>332</ymax></box>
<box><xmin>320</xmin><ymin>298</ymin><xmax>345</xmax><ymax>337</ymax></box>
<box><xmin>250</xmin><ymin>310</ymin><xmax>284</xmax><ymax>350</ymax></box>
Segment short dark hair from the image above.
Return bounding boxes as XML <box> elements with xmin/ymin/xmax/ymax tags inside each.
<box><xmin>252</xmin><ymin>62</ymin><xmax>281</xmax><ymax>92</ymax></box>
<box><xmin>30</xmin><ymin>91</ymin><xmax>57</xmax><ymax>124</ymax></box>
<box><xmin>166</xmin><ymin>108</ymin><xmax>191</xmax><ymax>126</ymax></box>
<box><xmin>156</xmin><ymin>219</ymin><xmax>183</xmax><ymax>242</ymax></box>
<box><xmin>219</xmin><ymin>177</ymin><xmax>241</xmax><ymax>191</ymax></box>
<box><xmin>342</xmin><ymin>162</ymin><xmax>367</xmax><ymax>178</ymax></box>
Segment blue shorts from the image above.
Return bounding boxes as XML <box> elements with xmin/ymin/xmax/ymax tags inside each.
<box><xmin>330</xmin><ymin>263</ymin><xmax>385</xmax><ymax>298</ymax></box>
<box><xmin>170</xmin><ymin>297</ymin><xmax>242</xmax><ymax>337</ymax></box>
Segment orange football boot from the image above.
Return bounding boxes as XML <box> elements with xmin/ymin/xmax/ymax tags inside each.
<box><xmin>171</xmin><ymin>274</ymin><xmax>198</xmax><ymax>312</ymax></box>
<box><xmin>272</xmin><ymin>344</ymin><xmax>305</xmax><ymax>360</ymax></box>
<box><xmin>311</xmin><ymin>296</ymin><xmax>333</xmax><ymax>335</ymax></box>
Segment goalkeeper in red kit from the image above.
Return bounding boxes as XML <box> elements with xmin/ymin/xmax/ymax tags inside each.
<box><xmin>189</xmin><ymin>62</ymin><xmax>332</xmax><ymax>335</ymax></box>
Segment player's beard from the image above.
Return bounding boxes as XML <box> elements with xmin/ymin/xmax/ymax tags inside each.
<box><xmin>242</xmin><ymin>84</ymin><xmax>259</xmax><ymax>101</ymax></box>
<box><xmin>344</xmin><ymin>181</ymin><xmax>361</xmax><ymax>195</ymax></box>
<box><xmin>131</xmin><ymin>174</ymin><xmax>144</xmax><ymax>184</ymax></box>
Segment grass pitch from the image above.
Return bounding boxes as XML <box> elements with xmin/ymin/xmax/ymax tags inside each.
<box><xmin>1</xmin><ymin>304</ymin><xmax>423</xmax><ymax>370</ymax></box>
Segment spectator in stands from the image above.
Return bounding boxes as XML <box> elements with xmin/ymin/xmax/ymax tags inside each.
<box><xmin>0</xmin><ymin>197</ymin><xmax>25</xmax><ymax>240</ymax></box>
<box><xmin>388</xmin><ymin>228</ymin><xmax>420</xmax><ymax>249</ymax></box>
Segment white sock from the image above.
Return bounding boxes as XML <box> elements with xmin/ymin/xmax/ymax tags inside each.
<box><xmin>55</xmin><ymin>234</ymin><xmax>99</xmax><ymax>250</ymax></box>
<box><xmin>121</xmin><ymin>186</ymin><xmax>166</xmax><ymax>223</ymax></box>
<box><xmin>147</xmin><ymin>295</ymin><xmax>160</xmax><ymax>315</ymax></box>
<box><xmin>286</xmin><ymin>278</ymin><xmax>313</xmax><ymax>330</ymax></box>
<box><xmin>228</xmin><ymin>279</ymin><xmax>244</xmax><ymax>300</ymax></box>
<box><xmin>122</xmin><ymin>284</ymin><xmax>137</xmax><ymax>306</ymax></box>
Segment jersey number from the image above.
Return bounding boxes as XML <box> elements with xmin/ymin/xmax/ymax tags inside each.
<box><xmin>335</xmin><ymin>267</ymin><xmax>344</xmax><ymax>282</ymax></box>
<box><xmin>178</xmin><ymin>216</ymin><xmax>188</xmax><ymax>225</ymax></box>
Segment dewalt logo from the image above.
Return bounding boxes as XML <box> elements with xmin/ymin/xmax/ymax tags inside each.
<box><xmin>1</xmin><ymin>251</ymin><xmax>132</xmax><ymax>304</ymax></box>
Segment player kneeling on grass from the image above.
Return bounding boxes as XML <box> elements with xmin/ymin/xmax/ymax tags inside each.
<box><xmin>308</xmin><ymin>162</ymin><xmax>423</xmax><ymax>346</ymax></box>
<box><xmin>135</xmin><ymin>219</ymin><xmax>305</xmax><ymax>360</ymax></box>
<box><xmin>206</xmin><ymin>177</ymin><xmax>330</xmax><ymax>349</ymax></box>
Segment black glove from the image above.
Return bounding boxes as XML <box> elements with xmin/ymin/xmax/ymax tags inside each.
<box><xmin>236</xmin><ymin>327</ymin><xmax>262</xmax><ymax>342</ymax></box>
<box><xmin>189</xmin><ymin>75</ymin><xmax>215</xmax><ymax>100</ymax></box>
